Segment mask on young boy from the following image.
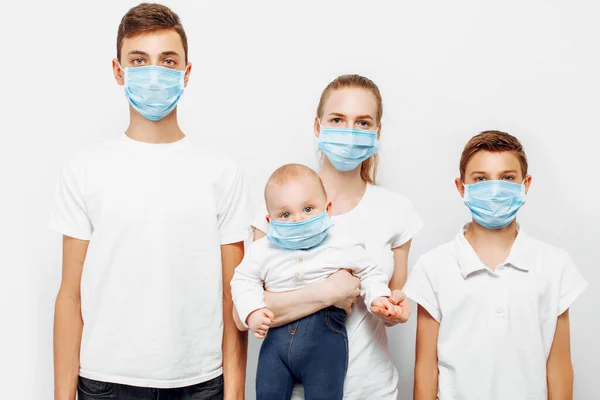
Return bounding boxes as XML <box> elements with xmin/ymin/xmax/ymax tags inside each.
<box><xmin>121</xmin><ymin>65</ymin><xmax>185</xmax><ymax>121</ymax></box>
<box><xmin>317</xmin><ymin>124</ymin><xmax>378</xmax><ymax>172</ymax></box>
<box><xmin>267</xmin><ymin>210</ymin><xmax>334</xmax><ymax>250</ymax></box>
<box><xmin>463</xmin><ymin>180</ymin><xmax>526</xmax><ymax>229</ymax></box>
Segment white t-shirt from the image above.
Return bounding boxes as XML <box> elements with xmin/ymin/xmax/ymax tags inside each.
<box><xmin>49</xmin><ymin>134</ymin><xmax>251</xmax><ymax>388</ymax></box>
<box><xmin>404</xmin><ymin>224</ymin><xmax>588</xmax><ymax>400</ymax></box>
<box><xmin>231</xmin><ymin>232</ymin><xmax>391</xmax><ymax>328</ymax></box>
<box><xmin>253</xmin><ymin>183</ymin><xmax>423</xmax><ymax>399</ymax></box>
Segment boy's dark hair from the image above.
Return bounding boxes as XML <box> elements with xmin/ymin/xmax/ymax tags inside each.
<box><xmin>460</xmin><ymin>130</ymin><xmax>528</xmax><ymax>179</ymax></box>
<box><xmin>116</xmin><ymin>3</ymin><xmax>188</xmax><ymax>63</ymax></box>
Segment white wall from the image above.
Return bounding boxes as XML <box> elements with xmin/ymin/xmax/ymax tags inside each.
<box><xmin>1</xmin><ymin>1</ymin><xmax>598</xmax><ymax>398</ymax></box>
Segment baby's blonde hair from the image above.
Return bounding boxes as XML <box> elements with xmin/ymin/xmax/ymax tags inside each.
<box><xmin>264</xmin><ymin>164</ymin><xmax>326</xmax><ymax>203</ymax></box>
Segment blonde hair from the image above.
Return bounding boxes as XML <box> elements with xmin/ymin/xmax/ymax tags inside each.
<box><xmin>316</xmin><ymin>74</ymin><xmax>383</xmax><ymax>185</ymax></box>
<box><xmin>265</xmin><ymin>164</ymin><xmax>326</xmax><ymax>202</ymax></box>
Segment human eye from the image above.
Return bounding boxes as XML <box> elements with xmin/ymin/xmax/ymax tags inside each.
<box><xmin>132</xmin><ymin>58</ymin><xmax>146</xmax><ymax>66</ymax></box>
<box><xmin>474</xmin><ymin>176</ymin><xmax>486</xmax><ymax>182</ymax></box>
<box><xmin>331</xmin><ymin>117</ymin><xmax>342</xmax><ymax>124</ymax></box>
<box><xmin>303</xmin><ymin>206</ymin><xmax>313</xmax><ymax>213</ymax></box>
<box><xmin>280</xmin><ymin>212</ymin><xmax>291</xmax><ymax>219</ymax></box>
<box><xmin>163</xmin><ymin>59</ymin><xmax>176</xmax><ymax>67</ymax></box>
<box><xmin>502</xmin><ymin>175</ymin><xmax>516</xmax><ymax>181</ymax></box>
<box><xmin>358</xmin><ymin>120</ymin><xmax>372</xmax><ymax>128</ymax></box>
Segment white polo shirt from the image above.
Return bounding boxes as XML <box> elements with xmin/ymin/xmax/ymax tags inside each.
<box><xmin>49</xmin><ymin>134</ymin><xmax>251</xmax><ymax>388</ymax></box>
<box><xmin>404</xmin><ymin>223</ymin><xmax>587</xmax><ymax>400</ymax></box>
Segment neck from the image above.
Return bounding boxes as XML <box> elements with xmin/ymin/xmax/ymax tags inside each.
<box><xmin>318</xmin><ymin>159</ymin><xmax>366</xmax><ymax>201</ymax></box>
<box><xmin>464</xmin><ymin>219</ymin><xmax>518</xmax><ymax>248</ymax></box>
<box><xmin>125</xmin><ymin>107</ymin><xmax>184</xmax><ymax>144</ymax></box>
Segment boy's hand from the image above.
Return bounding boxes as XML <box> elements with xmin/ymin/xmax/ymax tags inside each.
<box><xmin>246</xmin><ymin>308</ymin><xmax>274</xmax><ymax>339</ymax></box>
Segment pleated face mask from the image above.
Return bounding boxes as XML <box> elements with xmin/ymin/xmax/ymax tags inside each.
<box><xmin>267</xmin><ymin>210</ymin><xmax>334</xmax><ymax>250</ymax></box>
<box><xmin>122</xmin><ymin>65</ymin><xmax>185</xmax><ymax>121</ymax></box>
<box><xmin>463</xmin><ymin>180</ymin><xmax>526</xmax><ymax>229</ymax></box>
<box><xmin>317</xmin><ymin>124</ymin><xmax>379</xmax><ymax>172</ymax></box>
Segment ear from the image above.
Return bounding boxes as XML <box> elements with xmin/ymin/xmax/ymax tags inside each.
<box><xmin>523</xmin><ymin>175</ymin><xmax>532</xmax><ymax>194</ymax></box>
<box><xmin>325</xmin><ymin>201</ymin><xmax>332</xmax><ymax>215</ymax></box>
<box><xmin>376</xmin><ymin>123</ymin><xmax>382</xmax><ymax>138</ymax></box>
<box><xmin>455</xmin><ymin>178</ymin><xmax>466</xmax><ymax>198</ymax></box>
<box><xmin>265</xmin><ymin>215</ymin><xmax>271</xmax><ymax>224</ymax></box>
<box><xmin>112</xmin><ymin>58</ymin><xmax>125</xmax><ymax>86</ymax></box>
<box><xmin>183</xmin><ymin>62</ymin><xmax>192</xmax><ymax>88</ymax></box>
<box><xmin>314</xmin><ymin>117</ymin><xmax>321</xmax><ymax>138</ymax></box>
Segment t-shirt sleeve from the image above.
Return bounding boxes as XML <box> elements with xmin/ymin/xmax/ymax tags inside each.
<box><xmin>48</xmin><ymin>160</ymin><xmax>93</xmax><ymax>241</ymax></box>
<box><xmin>556</xmin><ymin>250</ymin><xmax>588</xmax><ymax>316</ymax></box>
<box><xmin>404</xmin><ymin>258</ymin><xmax>441</xmax><ymax>323</ymax></box>
<box><xmin>345</xmin><ymin>244</ymin><xmax>391</xmax><ymax>308</ymax></box>
<box><xmin>230</xmin><ymin>242</ymin><xmax>267</xmax><ymax>328</ymax></box>
<box><xmin>215</xmin><ymin>165</ymin><xmax>252</xmax><ymax>245</ymax></box>
<box><xmin>251</xmin><ymin>203</ymin><xmax>269</xmax><ymax>235</ymax></box>
<box><xmin>391</xmin><ymin>195</ymin><xmax>424</xmax><ymax>249</ymax></box>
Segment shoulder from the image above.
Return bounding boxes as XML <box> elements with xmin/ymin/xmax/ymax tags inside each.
<box><xmin>414</xmin><ymin>240</ymin><xmax>456</xmax><ymax>275</ymax></box>
<box><xmin>520</xmin><ymin>233</ymin><xmax>574</xmax><ymax>272</ymax></box>
<box><xmin>60</xmin><ymin>136</ymin><xmax>125</xmax><ymax>174</ymax></box>
<box><xmin>183</xmin><ymin>137</ymin><xmax>239</xmax><ymax>171</ymax></box>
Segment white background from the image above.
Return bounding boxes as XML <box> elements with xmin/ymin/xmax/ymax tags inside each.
<box><xmin>1</xmin><ymin>1</ymin><xmax>598</xmax><ymax>399</ymax></box>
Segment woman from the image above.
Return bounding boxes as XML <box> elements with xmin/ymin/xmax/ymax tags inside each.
<box><xmin>253</xmin><ymin>74</ymin><xmax>422</xmax><ymax>399</ymax></box>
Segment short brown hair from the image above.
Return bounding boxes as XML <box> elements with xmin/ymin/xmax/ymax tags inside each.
<box><xmin>265</xmin><ymin>164</ymin><xmax>326</xmax><ymax>199</ymax></box>
<box><xmin>116</xmin><ymin>3</ymin><xmax>188</xmax><ymax>63</ymax></box>
<box><xmin>316</xmin><ymin>74</ymin><xmax>383</xmax><ymax>185</ymax></box>
<box><xmin>459</xmin><ymin>130</ymin><xmax>528</xmax><ymax>180</ymax></box>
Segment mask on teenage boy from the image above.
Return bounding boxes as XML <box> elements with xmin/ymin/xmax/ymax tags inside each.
<box><xmin>121</xmin><ymin>65</ymin><xmax>185</xmax><ymax>121</ymax></box>
<box><xmin>463</xmin><ymin>180</ymin><xmax>526</xmax><ymax>229</ymax></box>
<box><xmin>317</xmin><ymin>123</ymin><xmax>379</xmax><ymax>172</ymax></box>
<box><xmin>267</xmin><ymin>210</ymin><xmax>334</xmax><ymax>250</ymax></box>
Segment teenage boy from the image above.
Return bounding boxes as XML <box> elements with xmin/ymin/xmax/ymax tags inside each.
<box><xmin>50</xmin><ymin>4</ymin><xmax>250</xmax><ymax>399</ymax></box>
<box><xmin>405</xmin><ymin>130</ymin><xmax>587</xmax><ymax>400</ymax></box>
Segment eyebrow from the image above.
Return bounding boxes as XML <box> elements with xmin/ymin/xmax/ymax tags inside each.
<box><xmin>470</xmin><ymin>169</ymin><xmax>518</xmax><ymax>175</ymax></box>
<box><xmin>126</xmin><ymin>50</ymin><xmax>181</xmax><ymax>58</ymax></box>
<box><xmin>328</xmin><ymin>112</ymin><xmax>374</xmax><ymax>120</ymax></box>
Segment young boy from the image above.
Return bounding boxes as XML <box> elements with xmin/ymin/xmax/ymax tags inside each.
<box><xmin>49</xmin><ymin>4</ymin><xmax>250</xmax><ymax>400</ymax></box>
<box><xmin>405</xmin><ymin>130</ymin><xmax>587</xmax><ymax>400</ymax></box>
<box><xmin>231</xmin><ymin>164</ymin><xmax>398</xmax><ymax>400</ymax></box>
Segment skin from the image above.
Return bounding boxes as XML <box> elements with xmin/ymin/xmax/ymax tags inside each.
<box><xmin>244</xmin><ymin>174</ymin><xmax>396</xmax><ymax>338</ymax></box>
<box><xmin>414</xmin><ymin>150</ymin><xmax>573</xmax><ymax>400</ymax></box>
<box><xmin>55</xmin><ymin>30</ymin><xmax>246</xmax><ymax>400</ymax></box>
<box><xmin>252</xmin><ymin>86</ymin><xmax>412</xmax><ymax>329</ymax></box>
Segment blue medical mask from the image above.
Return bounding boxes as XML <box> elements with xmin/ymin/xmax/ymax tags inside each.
<box><xmin>122</xmin><ymin>65</ymin><xmax>185</xmax><ymax>121</ymax></box>
<box><xmin>317</xmin><ymin>123</ymin><xmax>379</xmax><ymax>172</ymax></box>
<box><xmin>463</xmin><ymin>180</ymin><xmax>526</xmax><ymax>229</ymax></box>
<box><xmin>267</xmin><ymin>210</ymin><xmax>334</xmax><ymax>250</ymax></box>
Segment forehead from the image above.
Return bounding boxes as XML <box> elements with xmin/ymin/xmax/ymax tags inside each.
<box><xmin>266</xmin><ymin>177</ymin><xmax>325</xmax><ymax>205</ymax></box>
<box><xmin>465</xmin><ymin>150</ymin><xmax>522</xmax><ymax>173</ymax></box>
<box><xmin>121</xmin><ymin>29</ymin><xmax>184</xmax><ymax>56</ymax></box>
<box><xmin>322</xmin><ymin>87</ymin><xmax>378</xmax><ymax>117</ymax></box>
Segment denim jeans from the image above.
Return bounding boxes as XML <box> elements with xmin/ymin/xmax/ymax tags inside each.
<box><xmin>256</xmin><ymin>306</ymin><xmax>348</xmax><ymax>400</ymax></box>
<box><xmin>77</xmin><ymin>375</ymin><xmax>223</xmax><ymax>400</ymax></box>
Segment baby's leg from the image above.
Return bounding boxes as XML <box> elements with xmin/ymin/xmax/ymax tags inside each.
<box><xmin>292</xmin><ymin>307</ymin><xmax>348</xmax><ymax>400</ymax></box>
<box><xmin>256</xmin><ymin>324</ymin><xmax>296</xmax><ymax>400</ymax></box>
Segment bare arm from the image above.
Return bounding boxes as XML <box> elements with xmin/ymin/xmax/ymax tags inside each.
<box><xmin>388</xmin><ymin>240</ymin><xmax>412</xmax><ymax>291</ymax></box>
<box><xmin>221</xmin><ymin>242</ymin><xmax>247</xmax><ymax>400</ymax></box>
<box><xmin>414</xmin><ymin>305</ymin><xmax>439</xmax><ymax>400</ymax></box>
<box><xmin>547</xmin><ymin>310</ymin><xmax>573</xmax><ymax>400</ymax></box>
<box><xmin>54</xmin><ymin>236</ymin><xmax>88</xmax><ymax>400</ymax></box>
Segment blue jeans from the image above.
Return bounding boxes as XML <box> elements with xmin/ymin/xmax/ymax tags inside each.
<box><xmin>77</xmin><ymin>375</ymin><xmax>223</xmax><ymax>400</ymax></box>
<box><xmin>256</xmin><ymin>306</ymin><xmax>348</xmax><ymax>400</ymax></box>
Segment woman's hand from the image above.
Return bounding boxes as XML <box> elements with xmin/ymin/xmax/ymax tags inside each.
<box><xmin>371</xmin><ymin>289</ymin><xmax>411</xmax><ymax>326</ymax></box>
<box><xmin>326</xmin><ymin>269</ymin><xmax>360</xmax><ymax>315</ymax></box>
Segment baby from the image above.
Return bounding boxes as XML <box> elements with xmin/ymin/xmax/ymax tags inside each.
<box><xmin>231</xmin><ymin>164</ymin><xmax>396</xmax><ymax>400</ymax></box>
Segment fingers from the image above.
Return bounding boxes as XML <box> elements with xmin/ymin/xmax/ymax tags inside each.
<box><xmin>254</xmin><ymin>330</ymin><xmax>267</xmax><ymax>339</ymax></box>
<box><xmin>345</xmin><ymin>305</ymin><xmax>353</xmax><ymax>316</ymax></box>
<box><xmin>390</xmin><ymin>289</ymin><xmax>407</xmax><ymax>305</ymax></box>
<box><xmin>264</xmin><ymin>309</ymin><xmax>275</xmax><ymax>320</ymax></box>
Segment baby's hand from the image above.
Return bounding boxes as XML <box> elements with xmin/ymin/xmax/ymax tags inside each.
<box><xmin>371</xmin><ymin>296</ymin><xmax>401</xmax><ymax>319</ymax></box>
<box><xmin>247</xmin><ymin>308</ymin><xmax>274</xmax><ymax>339</ymax></box>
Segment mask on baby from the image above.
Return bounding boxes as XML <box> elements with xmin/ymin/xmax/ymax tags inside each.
<box><xmin>120</xmin><ymin>64</ymin><xmax>185</xmax><ymax>121</ymax></box>
<box><xmin>463</xmin><ymin>180</ymin><xmax>527</xmax><ymax>229</ymax></box>
<box><xmin>267</xmin><ymin>210</ymin><xmax>334</xmax><ymax>250</ymax></box>
<box><xmin>317</xmin><ymin>122</ymin><xmax>379</xmax><ymax>172</ymax></box>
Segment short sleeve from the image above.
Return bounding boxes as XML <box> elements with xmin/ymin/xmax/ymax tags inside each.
<box><xmin>215</xmin><ymin>165</ymin><xmax>252</xmax><ymax>245</ymax></box>
<box><xmin>48</xmin><ymin>161</ymin><xmax>93</xmax><ymax>240</ymax></box>
<box><xmin>391</xmin><ymin>196</ymin><xmax>424</xmax><ymax>249</ymax></box>
<box><xmin>251</xmin><ymin>203</ymin><xmax>269</xmax><ymax>235</ymax></box>
<box><xmin>404</xmin><ymin>258</ymin><xmax>441</xmax><ymax>322</ymax></box>
<box><xmin>556</xmin><ymin>250</ymin><xmax>587</xmax><ymax>315</ymax></box>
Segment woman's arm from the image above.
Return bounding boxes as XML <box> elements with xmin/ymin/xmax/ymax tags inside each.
<box><xmin>547</xmin><ymin>310</ymin><xmax>573</xmax><ymax>400</ymax></box>
<box><xmin>265</xmin><ymin>270</ymin><xmax>360</xmax><ymax>327</ymax></box>
<box><xmin>414</xmin><ymin>305</ymin><xmax>440</xmax><ymax>400</ymax></box>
